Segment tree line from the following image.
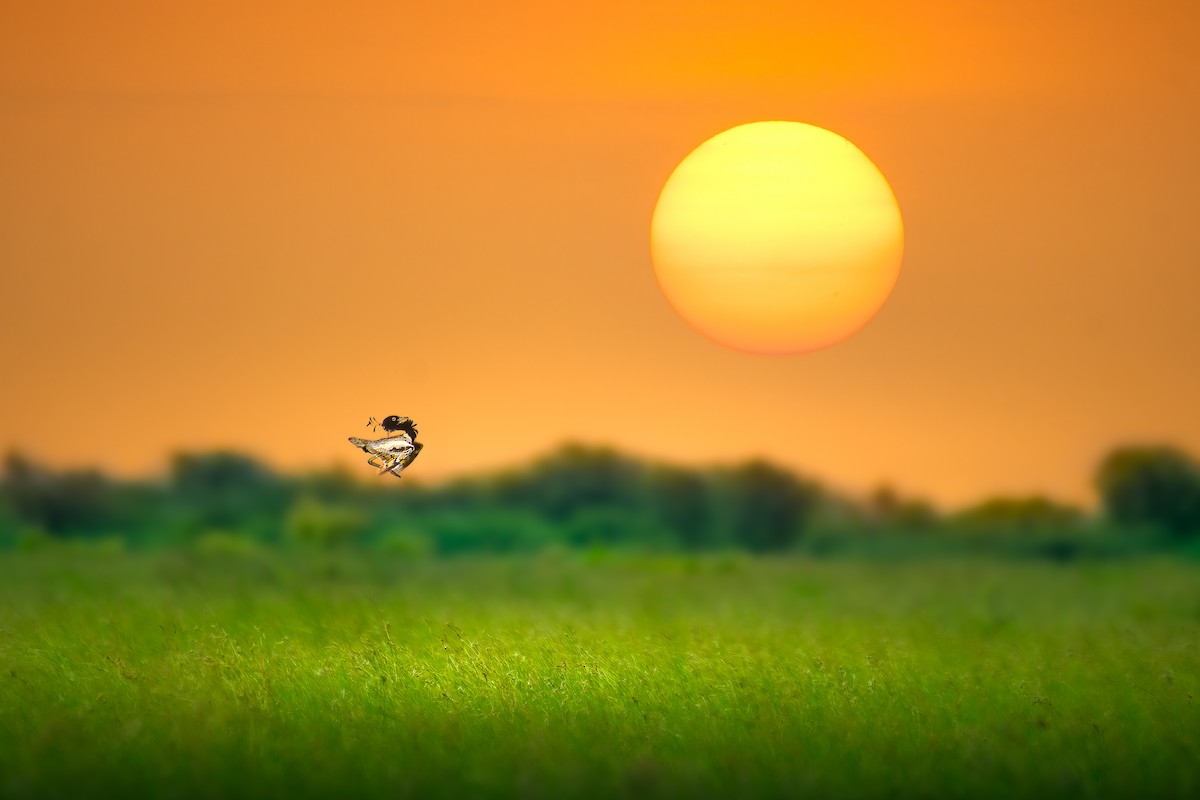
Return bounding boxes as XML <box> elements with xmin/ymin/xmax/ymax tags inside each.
<box><xmin>1</xmin><ymin>443</ymin><xmax>1198</xmax><ymax>556</ymax></box>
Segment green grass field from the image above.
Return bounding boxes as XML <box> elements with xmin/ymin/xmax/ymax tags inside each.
<box><xmin>1</xmin><ymin>551</ymin><xmax>1198</xmax><ymax>799</ymax></box>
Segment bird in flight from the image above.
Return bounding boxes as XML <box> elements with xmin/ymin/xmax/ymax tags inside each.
<box><xmin>351</xmin><ymin>416</ymin><xmax>424</xmax><ymax>478</ymax></box>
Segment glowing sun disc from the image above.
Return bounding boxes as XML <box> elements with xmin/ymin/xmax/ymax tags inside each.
<box><xmin>650</xmin><ymin>121</ymin><xmax>904</xmax><ymax>354</ymax></box>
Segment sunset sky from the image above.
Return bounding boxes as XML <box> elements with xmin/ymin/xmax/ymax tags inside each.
<box><xmin>2</xmin><ymin>1</ymin><xmax>1198</xmax><ymax>508</ymax></box>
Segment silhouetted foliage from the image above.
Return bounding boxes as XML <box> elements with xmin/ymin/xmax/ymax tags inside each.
<box><xmin>2</xmin><ymin>453</ymin><xmax>115</xmax><ymax>536</ymax></box>
<box><xmin>867</xmin><ymin>484</ymin><xmax>940</xmax><ymax>532</ymax></box>
<box><xmin>1096</xmin><ymin>446</ymin><xmax>1200</xmax><ymax>539</ymax></box>
<box><xmin>3</xmin><ymin>442</ymin><xmax>1200</xmax><ymax>557</ymax></box>
<box><xmin>953</xmin><ymin>496</ymin><xmax>1085</xmax><ymax>536</ymax></box>
<box><xmin>170</xmin><ymin>451</ymin><xmax>290</xmax><ymax>537</ymax></box>
<box><xmin>494</xmin><ymin>444</ymin><xmax>645</xmax><ymax>522</ymax></box>
<box><xmin>720</xmin><ymin>460</ymin><xmax>819</xmax><ymax>552</ymax></box>
<box><xmin>648</xmin><ymin>465</ymin><xmax>713</xmax><ymax>547</ymax></box>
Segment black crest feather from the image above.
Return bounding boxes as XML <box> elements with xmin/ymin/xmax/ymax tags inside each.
<box><xmin>381</xmin><ymin>415</ymin><xmax>418</xmax><ymax>439</ymax></box>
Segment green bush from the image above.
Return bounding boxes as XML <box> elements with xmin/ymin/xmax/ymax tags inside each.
<box><xmin>285</xmin><ymin>498</ymin><xmax>365</xmax><ymax>548</ymax></box>
<box><xmin>425</xmin><ymin>510</ymin><xmax>557</xmax><ymax>554</ymax></box>
<box><xmin>193</xmin><ymin>530</ymin><xmax>263</xmax><ymax>557</ymax></box>
<box><xmin>376</xmin><ymin>529</ymin><xmax>434</xmax><ymax>558</ymax></box>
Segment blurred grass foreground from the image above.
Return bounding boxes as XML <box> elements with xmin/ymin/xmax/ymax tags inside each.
<box><xmin>1</xmin><ymin>443</ymin><xmax>1199</xmax><ymax>798</ymax></box>
<box><xmin>1</xmin><ymin>553</ymin><xmax>1198</xmax><ymax>799</ymax></box>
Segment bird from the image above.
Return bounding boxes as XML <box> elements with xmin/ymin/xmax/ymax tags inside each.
<box><xmin>352</xmin><ymin>415</ymin><xmax>423</xmax><ymax>478</ymax></box>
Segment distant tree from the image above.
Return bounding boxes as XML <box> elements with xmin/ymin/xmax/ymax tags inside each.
<box><xmin>296</xmin><ymin>465</ymin><xmax>361</xmax><ymax>504</ymax></box>
<box><xmin>563</xmin><ymin>506</ymin><xmax>634</xmax><ymax>549</ymax></box>
<box><xmin>1</xmin><ymin>453</ymin><xmax>114</xmax><ymax>536</ymax></box>
<box><xmin>170</xmin><ymin>451</ymin><xmax>289</xmax><ymax>534</ymax></box>
<box><xmin>868</xmin><ymin>485</ymin><xmax>901</xmax><ymax>520</ymax></box>
<box><xmin>1096</xmin><ymin>446</ymin><xmax>1200</xmax><ymax>539</ymax></box>
<box><xmin>867</xmin><ymin>484</ymin><xmax>940</xmax><ymax>532</ymax></box>
<box><xmin>721</xmin><ymin>460</ymin><xmax>819</xmax><ymax>552</ymax></box>
<box><xmin>426</xmin><ymin>476</ymin><xmax>493</xmax><ymax>515</ymax></box>
<box><xmin>648</xmin><ymin>465</ymin><xmax>712</xmax><ymax>548</ymax></box>
<box><xmin>495</xmin><ymin>444</ymin><xmax>645</xmax><ymax>522</ymax></box>
<box><xmin>171</xmin><ymin>451</ymin><xmax>275</xmax><ymax>497</ymax></box>
<box><xmin>952</xmin><ymin>496</ymin><xmax>1084</xmax><ymax>535</ymax></box>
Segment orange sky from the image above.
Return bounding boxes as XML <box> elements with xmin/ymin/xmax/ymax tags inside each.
<box><xmin>2</xmin><ymin>0</ymin><xmax>1198</xmax><ymax>508</ymax></box>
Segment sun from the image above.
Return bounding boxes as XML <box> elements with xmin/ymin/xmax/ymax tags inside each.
<box><xmin>650</xmin><ymin>121</ymin><xmax>904</xmax><ymax>354</ymax></box>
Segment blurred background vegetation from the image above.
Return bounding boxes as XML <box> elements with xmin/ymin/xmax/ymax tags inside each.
<box><xmin>2</xmin><ymin>443</ymin><xmax>1199</xmax><ymax>560</ymax></box>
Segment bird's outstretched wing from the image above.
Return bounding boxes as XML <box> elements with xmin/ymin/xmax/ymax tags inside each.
<box><xmin>348</xmin><ymin>436</ymin><xmax>413</xmax><ymax>455</ymax></box>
